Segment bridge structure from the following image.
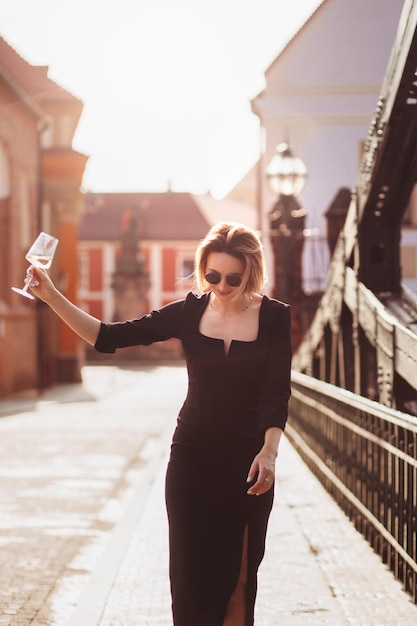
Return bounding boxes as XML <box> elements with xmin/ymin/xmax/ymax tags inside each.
<box><xmin>288</xmin><ymin>0</ymin><xmax>417</xmax><ymax>605</ymax></box>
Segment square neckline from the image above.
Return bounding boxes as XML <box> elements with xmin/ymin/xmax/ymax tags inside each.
<box><xmin>197</xmin><ymin>293</ymin><xmax>266</xmax><ymax>354</ymax></box>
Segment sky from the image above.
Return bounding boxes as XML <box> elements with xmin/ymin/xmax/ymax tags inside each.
<box><xmin>0</xmin><ymin>0</ymin><xmax>322</xmax><ymax>198</ymax></box>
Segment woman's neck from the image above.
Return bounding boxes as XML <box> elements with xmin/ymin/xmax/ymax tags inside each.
<box><xmin>209</xmin><ymin>294</ymin><xmax>253</xmax><ymax>316</ymax></box>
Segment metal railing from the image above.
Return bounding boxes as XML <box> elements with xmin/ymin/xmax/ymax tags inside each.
<box><xmin>287</xmin><ymin>370</ymin><xmax>417</xmax><ymax>603</ymax></box>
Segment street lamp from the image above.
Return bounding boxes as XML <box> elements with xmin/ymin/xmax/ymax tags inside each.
<box><xmin>267</xmin><ymin>143</ymin><xmax>307</xmax><ymax>198</ymax></box>
<box><xmin>266</xmin><ymin>143</ymin><xmax>307</xmax><ymax>348</ymax></box>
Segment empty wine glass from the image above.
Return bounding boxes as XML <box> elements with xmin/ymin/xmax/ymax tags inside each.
<box><xmin>11</xmin><ymin>231</ymin><xmax>59</xmax><ymax>299</ymax></box>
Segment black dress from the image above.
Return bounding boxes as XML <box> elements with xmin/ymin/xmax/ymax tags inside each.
<box><xmin>95</xmin><ymin>292</ymin><xmax>292</xmax><ymax>626</ymax></box>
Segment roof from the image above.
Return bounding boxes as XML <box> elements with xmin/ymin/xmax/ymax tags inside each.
<box><xmin>260</xmin><ymin>0</ymin><xmax>404</xmax><ymax>88</ymax></box>
<box><xmin>80</xmin><ymin>192</ymin><xmax>212</xmax><ymax>242</ymax></box>
<box><xmin>0</xmin><ymin>37</ymin><xmax>81</xmax><ymax>104</ymax></box>
<box><xmin>252</xmin><ymin>0</ymin><xmax>404</xmax><ymax>107</ymax></box>
<box><xmin>261</xmin><ymin>0</ymin><xmax>327</xmax><ymax>85</ymax></box>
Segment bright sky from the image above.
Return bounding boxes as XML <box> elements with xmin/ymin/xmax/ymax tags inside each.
<box><xmin>0</xmin><ymin>0</ymin><xmax>321</xmax><ymax>198</ymax></box>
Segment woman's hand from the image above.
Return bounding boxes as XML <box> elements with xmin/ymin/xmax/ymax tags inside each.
<box><xmin>27</xmin><ymin>266</ymin><xmax>101</xmax><ymax>346</ymax></box>
<box><xmin>246</xmin><ymin>449</ymin><xmax>276</xmax><ymax>496</ymax></box>
<box><xmin>246</xmin><ymin>427</ymin><xmax>283</xmax><ymax>496</ymax></box>
<box><xmin>27</xmin><ymin>266</ymin><xmax>58</xmax><ymax>303</ymax></box>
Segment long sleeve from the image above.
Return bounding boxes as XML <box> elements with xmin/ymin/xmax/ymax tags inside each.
<box><xmin>94</xmin><ymin>298</ymin><xmax>185</xmax><ymax>353</ymax></box>
<box><xmin>258</xmin><ymin>302</ymin><xmax>292</xmax><ymax>432</ymax></box>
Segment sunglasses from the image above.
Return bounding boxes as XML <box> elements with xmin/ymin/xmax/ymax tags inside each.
<box><xmin>204</xmin><ymin>272</ymin><xmax>242</xmax><ymax>288</ymax></box>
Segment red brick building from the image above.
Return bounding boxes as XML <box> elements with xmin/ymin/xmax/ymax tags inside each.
<box><xmin>0</xmin><ymin>37</ymin><xmax>87</xmax><ymax>397</ymax></box>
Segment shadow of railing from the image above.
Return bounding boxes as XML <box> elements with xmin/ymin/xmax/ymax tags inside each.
<box><xmin>287</xmin><ymin>370</ymin><xmax>417</xmax><ymax>603</ymax></box>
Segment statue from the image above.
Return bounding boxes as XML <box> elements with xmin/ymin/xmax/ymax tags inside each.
<box><xmin>112</xmin><ymin>207</ymin><xmax>150</xmax><ymax>323</ymax></box>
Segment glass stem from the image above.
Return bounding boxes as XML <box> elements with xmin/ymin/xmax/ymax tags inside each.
<box><xmin>22</xmin><ymin>272</ymin><xmax>33</xmax><ymax>292</ymax></box>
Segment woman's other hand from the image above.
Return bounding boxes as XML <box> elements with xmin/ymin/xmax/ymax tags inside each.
<box><xmin>246</xmin><ymin>449</ymin><xmax>276</xmax><ymax>496</ymax></box>
<box><xmin>246</xmin><ymin>427</ymin><xmax>283</xmax><ymax>496</ymax></box>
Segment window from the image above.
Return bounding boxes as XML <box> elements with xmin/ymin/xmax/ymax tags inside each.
<box><xmin>40</xmin><ymin>116</ymin><xmax>53</xmax><ymax>148</ymax></box>
<box><xmin>179</xmin><ymin>257</ymin><xmax>194</xmax><ymax>279</ymax></box>
<box><xmin>176</xmin><ymin>254</ymin><xmax>195</xmax><ymax>289</ymax></box>
<box><xmin>0</xmin><ymin>143</ymin><xmax>10</xmax><ymax>199</ymax></box>
<box><xmin>404</xmin><ymin>183</ymin><xmax>417</xmax><ymax>226</ymax></box>
<box><xmin>401</xmin><ymin>246</ymin><xmax>416</xmax><ymax>279</ymax></box>
<box><xmin>18</xmin><ymin>174</ymin><xmax>31</xmax><ymax>248</ymax></box>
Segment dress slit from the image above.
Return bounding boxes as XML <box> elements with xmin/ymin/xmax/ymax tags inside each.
<box><xmin>223</xmin><ymin>525</ymin><xmax>249</xmax><ymax>625</ymax></box>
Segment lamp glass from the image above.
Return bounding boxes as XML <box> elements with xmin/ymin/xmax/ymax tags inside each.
<box><xmin>267</xmin><ymin>144</ymin><xmax>307</xmax><ymax>197</ymax></box>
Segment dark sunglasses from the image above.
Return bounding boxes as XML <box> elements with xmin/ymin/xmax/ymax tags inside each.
<box><xmin>204</xmin><ymin>272</ymin><xmax>242</xmax><ymax>288</ymax></box>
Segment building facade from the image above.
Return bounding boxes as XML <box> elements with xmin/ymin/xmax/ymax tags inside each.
<box><xmin>250</xmin><ymin>0</ymin><xmax>412</xmax><ymax>293</ymax></box>
<box><xmin>0</xmin><ymin>37</ymin><xmax>87</xmax><ymax>397</ymax></box>
<box><xmin>79</xmin><ymin>192</ymin><xmax>210</xmax><ymax>319</ymax></box>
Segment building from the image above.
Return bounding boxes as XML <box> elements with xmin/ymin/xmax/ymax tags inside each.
<box><xmin>80</xmin><ymin>192</ymin><xmax>209</xmax><ymax>320</ymax></box>
<box><xmin>0</xmin><ymin>37</ymin><xmax>87</xmax><ymax>397</ymax></box>
<box><xmin>250</xmin><ymin>0</ymin><xmax>410</xmax><ymax>293</ymax></box>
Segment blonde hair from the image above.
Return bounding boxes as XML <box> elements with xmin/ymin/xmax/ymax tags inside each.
<box><xmin>195</xmin><ymin>222</ymin><xmax>266</xmax><ymax>299</ymax></box>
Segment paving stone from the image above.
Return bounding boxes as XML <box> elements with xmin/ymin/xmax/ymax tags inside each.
<box><xmin>0</xmin><ymin>365</ymin><xmax>416</xmax><ymax>625</ymax></box>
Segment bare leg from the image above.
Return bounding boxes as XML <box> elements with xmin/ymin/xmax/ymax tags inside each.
<box><xmin>223</xmin><ymin>526</ymin><xmax>248</xmax><ymax>626</ymax></box>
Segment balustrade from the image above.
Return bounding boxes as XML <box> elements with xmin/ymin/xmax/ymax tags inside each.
<box><xmin>287</xmin><ymin>370</ymin><xmax>417</xmax><ymax>602</ymax></box>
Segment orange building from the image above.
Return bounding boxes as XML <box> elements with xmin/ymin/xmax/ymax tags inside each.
<box><xmin>0</xmin><ymin>37</ymin><xmax>87</xmax><ymax>397</ymax></box>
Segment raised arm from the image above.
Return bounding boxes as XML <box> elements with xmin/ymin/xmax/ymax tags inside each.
<box><xmin>28</xmin><ymin>266</ymin><xmax>101</xmax><ymax>346</ymax></box>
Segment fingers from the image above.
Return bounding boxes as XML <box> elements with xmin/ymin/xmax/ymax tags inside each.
<box><xmin>246</xmin><ymin>470</ymin><xmax>275</xmax><ymax>496</ymax></box>
<box><xmin>27</xmin><ymin>268</ymin><xmax>40</xmax><ymax>289</ymax></box>
<box><xmin>28</xmin><ymin>266</ymin><xmax>49</xmax><ymax>285</ymax></box>
<box><xmin>27</xmin><ymin>267</ymin><xmax>49</xmax><ymax>298</ymax></box>
<box><xmin>246</xmin><ymin>450</ymin><xmax>277</xmax><ymax>496</ymax></box>
<box><xmin>246</xmin><ymin>460</ymin><xmax>257</xmax><ymax>484</ymax></box>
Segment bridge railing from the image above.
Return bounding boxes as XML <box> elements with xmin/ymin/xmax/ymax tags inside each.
<box><xmin>287</xmin><ymin>370</ymin><xmax>417</xmax><ymax>602</ymax></box>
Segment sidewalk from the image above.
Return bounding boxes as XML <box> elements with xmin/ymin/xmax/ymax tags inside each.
<box><xmin>89</xmin><ymin>438</ymin><xmax>417</xmax><ymax>626</ymax></box>
<box><xmin>1</xmin><ymin>365</ymin><xmax>416</xmax><ymax>625</ymax></box>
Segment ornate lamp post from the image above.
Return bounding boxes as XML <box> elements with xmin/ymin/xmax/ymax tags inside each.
<box><xmin>266</xmin><ymin>143</ymin><xmax>307</xmax><ymax>348</ymax></box>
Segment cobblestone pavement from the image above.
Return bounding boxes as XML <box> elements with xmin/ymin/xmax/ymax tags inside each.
<box><xmin>0</xmin><ymin>364</ymin><xmax>416</xmax><ymax>626</ymax></box>
<box><xmin>0</xmin><ymin>365</ymin><xmax>184</xmax><ymax>626</ymax></box>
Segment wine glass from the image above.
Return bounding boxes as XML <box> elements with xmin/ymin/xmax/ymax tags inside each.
<box><xmin>11</xmin><ymin>232</ymin><xmax>59</xmax><ymax>299</ymax></box>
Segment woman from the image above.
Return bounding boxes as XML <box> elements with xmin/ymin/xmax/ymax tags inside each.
<box><xmin>29</xmin><ymin>221</ymin><xmax>292</xmax><ymax>626</ymax></box>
